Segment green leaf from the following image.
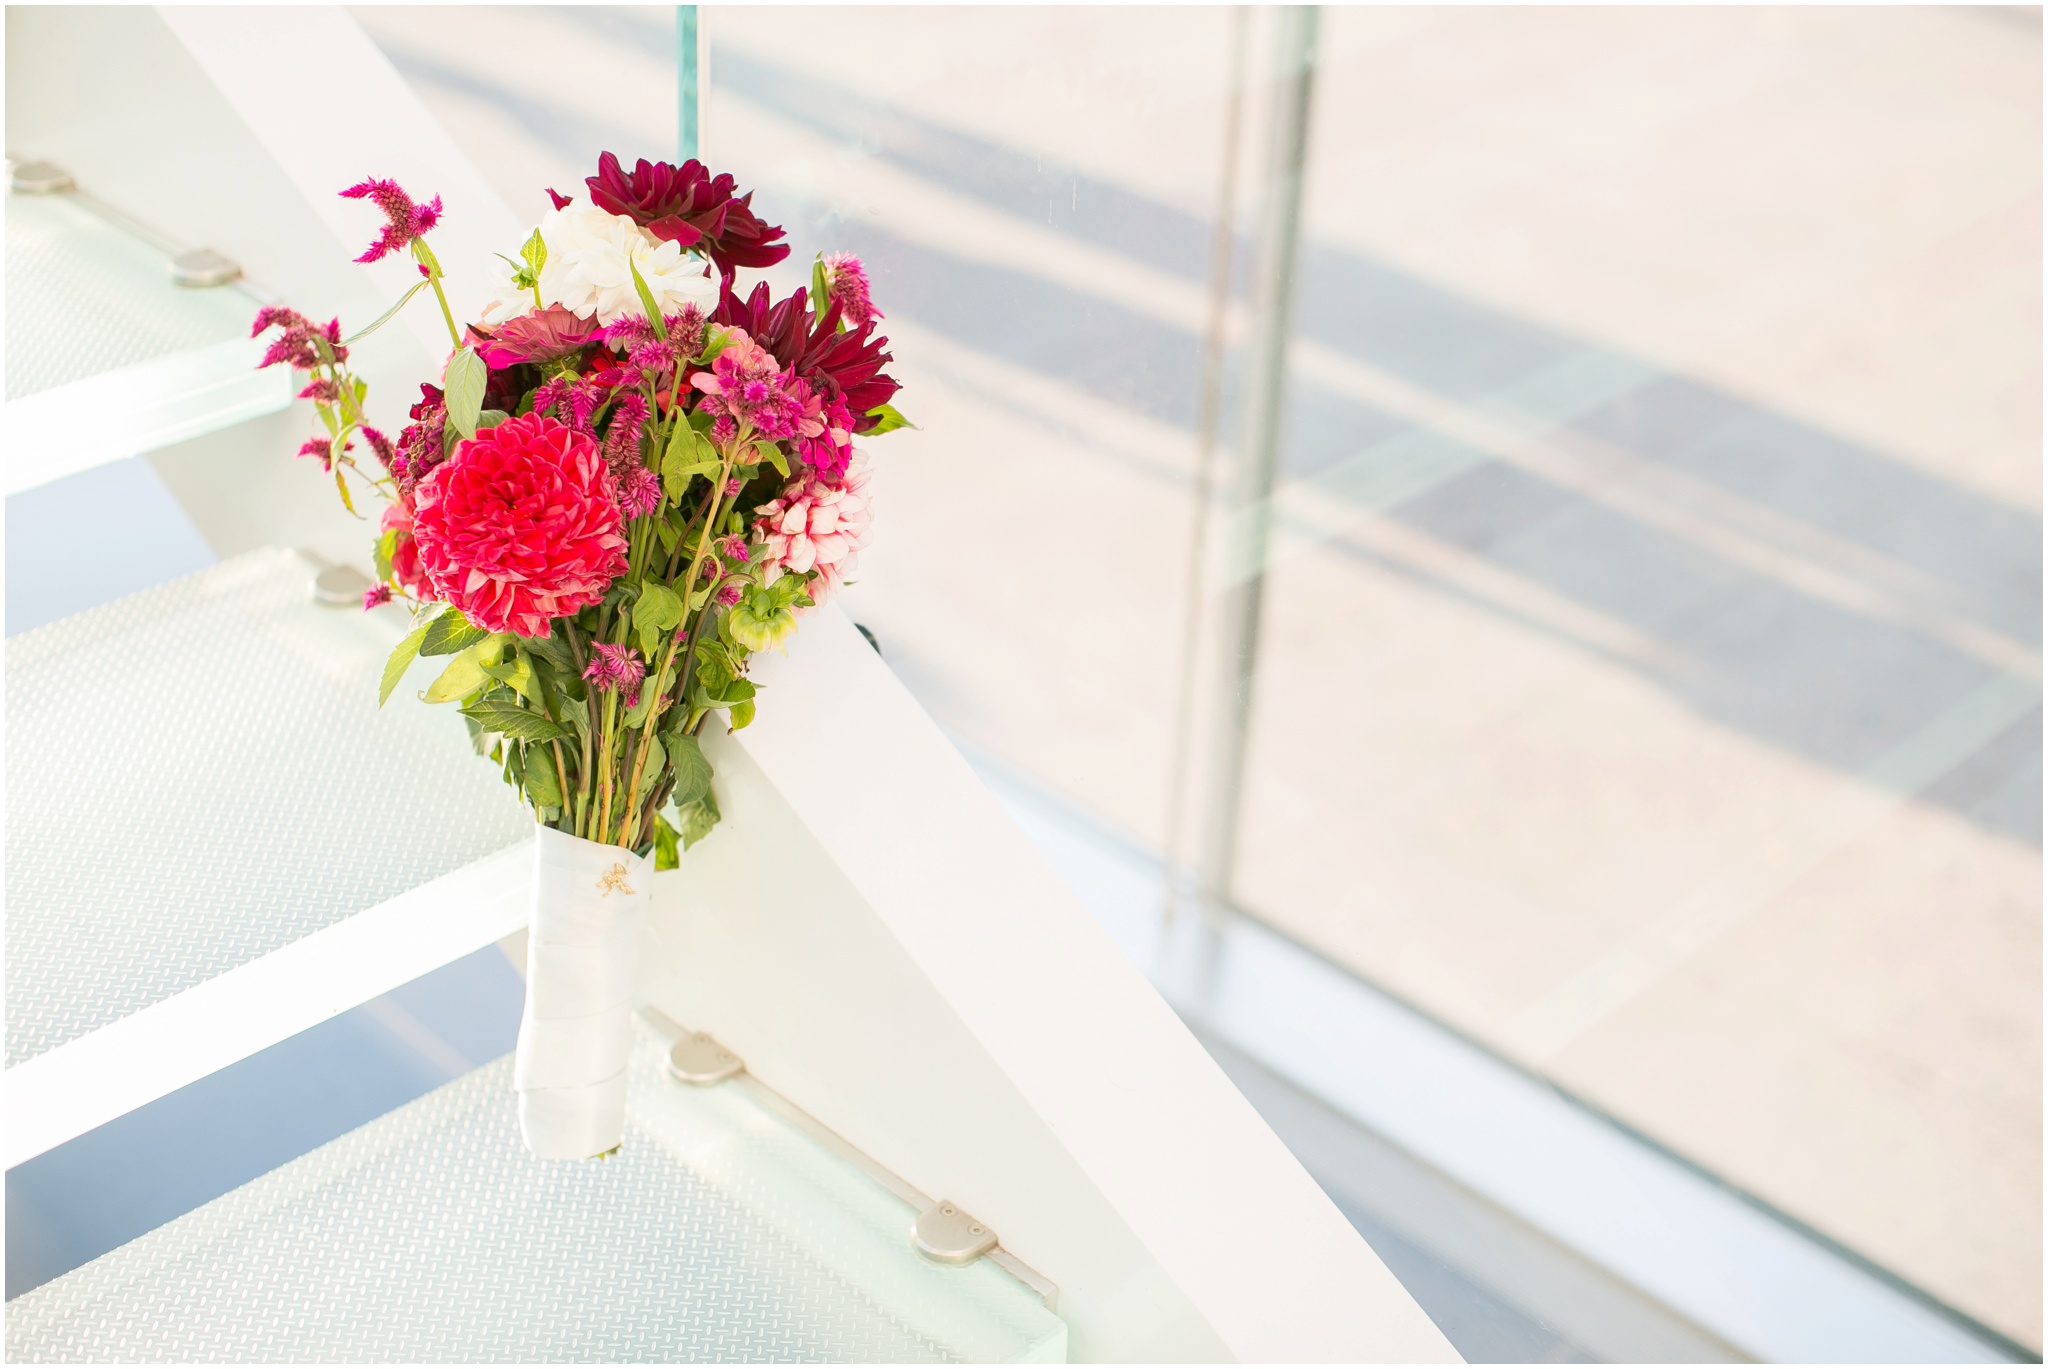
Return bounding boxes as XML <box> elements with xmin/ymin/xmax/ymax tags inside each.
<box><xmin>664</xmin><ymin>731</ymin><xmax>713</xmax><ymax>806</ymax></box>
<box><xmin>444</xmin><ymin>346</ymin><xmax>487</xmax><ymax>439</ymax></box>
<box><xmin>558</xmin><ymin>691</ymin><xmax>591</xmax><ymax>740</ymax></box>
<box><xmin>333</xmin><ymin>467</ymin><xmax>357</xmax><ymax>517</ymax></box>
<box><xmin>520</xmin><ymin>227</ymin><xmax>547</xmax><ymax>275</ymax></box>
<box><xmin>676</xmin><ymin>784</ymin><xmax>721</xmax><ymax>850</ymax></box>
<box><xmin>729</xmin><ymin>697</ymin><xmax>756</xmax><ymax>730</ymax></box>
<box><xmin>652</xmin><ymin>811</ymin><xmax>681</xmax><ymax>870</ymax></box>
<box><xmin>522</xmin><ymin>629</ymin><xmax>573</xmax><ymax>672</ymax></box>
<box><xmin>462</xmin><ymin>697</ymin><xmax>568</xmax><ymax>742</ymax></box>
<box><xmin>810</xmin><ymin>254</ymin><xmax>830</xmax><ymax>316</ymax></box>
<box><xmin>697</xmin><ymin>326</ymin><xmax>731</xmax><ymax>365</ymax></box>
<box><xmin>523</xmin><ymin>747</ymin><xmax>564</xmax><ymax>809</ymax></box>
<box><xmin>423</xmin><ymin>637</ymin><xmax>502</xmax><ymax>703</ymax></box>
<box><xmin>632</xmin><ymin>582</ymin><xmax>685</xmax><ymax>658</ymax></box>
<box><xmin>341</xmin><ymin>279</ymin><xmax>430</xmax><ymax>346</ymax></box>
<box><xmin>373</xmin><ymin>528</ymin><xmax>397</xmax><ymax>581</ymax></box>
<box><xmin>661</xmin><ymin>420</ymin><xmax>720</xmax><ymax>498</ymax></box>
<box><xmin>755</xmin><ymin>442</ymin><xmax>789</xmax><ymax>479</ymax></box>
<box><xmin>380</xmin><ymin>619</ymin><xmax>432</xmax><ymax>706</ymax></box>
<box><xmin>481</xmin><ymin>649</ymin><xmax>543</xmax><ymax>708</ymax></box>
<box><xmin>622</xmin><ymin>656</ymin><xmax>675</xmax><ymax>730</ymax></box>
<box><xmin>627</xmin><ymin>257</ymin><xmax>668</xmax><ymax>340</ymax></box>
<box><xmin>863</xmin><ymin>402</ymin><xmax>915</xmax><ymax>436</ymax></box>
<box><xmin>420</xmin><ymin>607</ymin><xmax>488</xmax><ymax>657</ymax></box>
<box><xmin>477</xmin><ymin>408</ymin><xmax>511</xmax><ymax>430</ymax></box>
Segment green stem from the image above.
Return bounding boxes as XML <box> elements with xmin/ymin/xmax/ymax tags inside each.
<box><xmin>614</xmin><ymin>436</ymin><xmax>744</xmax><ymax>841</ymax></box>
<box><xmin>426</xmin><ymin>271</ymin><xmax>462</xmax><ymax>349</ymax></box>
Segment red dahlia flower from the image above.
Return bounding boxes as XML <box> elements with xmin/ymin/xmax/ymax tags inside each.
<box><xmin>585</xmin><ymin>152</ymin><xmax>789</xmax><ymax>278</ymax></box>
<box><xmin>411</xmin><ymin>413</ymin><xmax>627</xmax><ymax>638</ymax></box>
<box><xmin>381</xmin><ymin>496</ymin><xmax>431</xmax><ymax>600</ymax></box>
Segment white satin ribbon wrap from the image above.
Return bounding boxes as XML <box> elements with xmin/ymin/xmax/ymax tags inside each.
<box><xmin>514</xmin><ymin>825</ymin><xmax>652</xmax><ymax>1159</ymax></box>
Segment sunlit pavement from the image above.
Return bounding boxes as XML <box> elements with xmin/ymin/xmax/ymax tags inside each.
<box><xmin>355</xmin><ymin>7</ymin><xmax>2041</xmax><ymax>1349</ymax></box>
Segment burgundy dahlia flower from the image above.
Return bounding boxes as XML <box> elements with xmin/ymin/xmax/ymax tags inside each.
<box><xmin>410</xmin><ymin>413</ymin><xmax>627</xmax><ymax>638</ymax></box>
<box><xmin>393</xmin><ymin>384</ymin><xmax>449</xmax><ymax>494</ymax></box>
<box><xmin>340</xmin><ymin>178</ymin><xmax>444</xmax><ymax>264</ymax></box>
<box><xmin>585</xmin><ymin>152</ymin><xmax>789</xmax><ymax>278</ymax></box>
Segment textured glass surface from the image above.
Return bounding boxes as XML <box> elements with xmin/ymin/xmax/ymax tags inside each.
<box><xmin>6</xmin><ymin>549</ymin><xmax>532</xmax><ymax>1066</ymax></box>
<box><xmin>6</xmin><ymin>1023</ymin><xmax>1068</xmax><ymax>1364</ymax></box>
<box><xmin>4</xmin><ymin>191</ymin><xmax>254</xmax><ymax>400</ymax></box>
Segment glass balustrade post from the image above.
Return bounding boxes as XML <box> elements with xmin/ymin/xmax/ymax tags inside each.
<box><xmin>677</xmin><ymin>6</ymin><xmax>703</xmax><ymax>160</ymax></box>
<box><xmin>1194</xmin><ymin>6</ymin><xmax>1320</xmax><ymax>973</ymax></box>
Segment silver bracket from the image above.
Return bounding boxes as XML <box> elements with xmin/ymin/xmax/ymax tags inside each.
<box><xmin>310</xmin><ymin>563</ymin><xmax>373</xmax><ymax>608</ymax></box>
<box><xmin>171</xmin><ymin>247</ymin><xmax>242</xmax><ymax>288</ymax></box>
<box><xmin>9</xmin><ymin>159</ymin><xmax>75</xmax><ymax>194</ymax></box>
<box><xmin>912</xmin><ymin>1201</ymin><xmax>999</xmax><ymax>1265</ymax></box>
<box><xmin>667</xmin><ymin>1030</ymin><xmax>745</xmax><ymax>1086</ymax></box>
<box><xmin>640</xmin><ymin>1009</ymin><xmax>1058</xmax><ymax>1309</ymax></box>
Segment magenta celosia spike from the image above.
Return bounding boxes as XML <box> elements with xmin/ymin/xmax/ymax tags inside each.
<box><xmin>340</xmin><ymin>177</ymin><xmax>444</xmax><ymax>264</ymax></box>
<box><xmin>296</xmin><ymin>436</ymin><xmax>335</xmax><ymax>471</ymax></box>
<box><xmin>362</xmin><ymin>426</ymin><xmax>395</xmax><ymax>469</ymax></box>
<box><xmin>530</xmin><ymin>377</ymin><xmax>571</xmax><ymax>422</ymax></box>
<box><xmin>715</xmin><ymin>581</ymin><xmax>743</xmax><ymax>607</ymax></box>
<box><xmin>582</xmin><ymin>641</ymin><xmax>647</xmax><ymax>708</ymax></box>
<box><xmin>823</xmin><ymin>252</ymin><xmax>881</xmax><ymax>329</ymax></box>
<box><xmin>616</xmin><ymin>465</ymin><xmax>662</xmax><ymax>520</ymax></box>
<box><xmin>602</xmin><ymin>393</ymin><xmax>649</xmax><ymax>474</ymax></box>
<box><xmin>362</xmin><ymin>583</ymin><xmax>393</xmax><ymax>610</ymax></box>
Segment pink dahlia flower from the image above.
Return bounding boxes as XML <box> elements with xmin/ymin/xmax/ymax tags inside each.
<box><xmin>411</xmin><ymin>413</ymin><xmax>627</xmax><ymax>637</ymax></box>
<box><xmin>472</xmin><ymin>304</ymin><xmax>598</xmax><ymax>369</ymax></box>
<box><xmin>752</xmin><ymin>451</ymin><xmax>873</xmax><ymax>606</ymax></box>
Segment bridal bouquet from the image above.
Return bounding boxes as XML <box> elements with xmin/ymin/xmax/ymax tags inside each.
<box><xmin>256</xmin><ymin>154</ymin><xmax>903</xmax><ymax>1159</ymax></box>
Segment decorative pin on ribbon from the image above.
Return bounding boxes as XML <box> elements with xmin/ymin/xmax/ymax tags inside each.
<box><xmin>596</xmin><ymin>863</ymin><xmax>636</xmax><ymax>897</ymax></box>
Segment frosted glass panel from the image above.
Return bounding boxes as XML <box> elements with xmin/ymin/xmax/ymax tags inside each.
<box><xmin>7</xmin><ymin>1022</ymin><xmax>1067</xmax><ymax>1364</ymax></box>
